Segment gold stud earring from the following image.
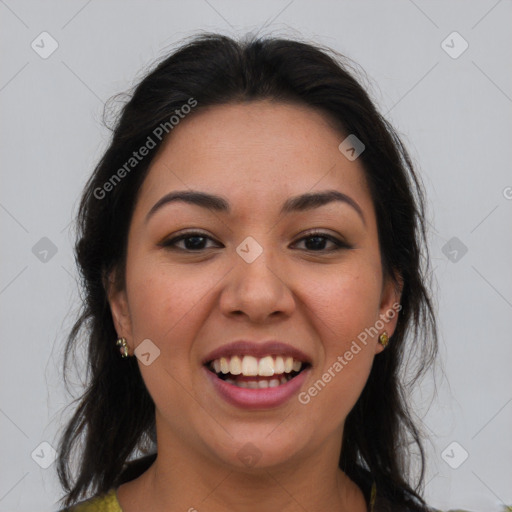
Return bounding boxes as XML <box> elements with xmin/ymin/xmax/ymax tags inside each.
<box><xmin>116</xmin><ymin>337</ymin><xmax>129</xmax><ymax>358</ymax></box>
<box><xmin>379</xmin><ymin>331</ymin><xmax>389</xmax><ymax>348</ymax></box>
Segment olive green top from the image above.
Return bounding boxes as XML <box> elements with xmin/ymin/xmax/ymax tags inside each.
<box><xmin>65</xmin><ymin>489</ymin><xmax>121</xmax><ymax>512</ymax></box>
<box><xmin>64</xmin><ymin>483</ymin><xmax>378</xmax><ymax>511</ymax></box>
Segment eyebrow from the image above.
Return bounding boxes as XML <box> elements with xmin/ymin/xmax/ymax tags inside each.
<box><xmin>145</xmin><ymin>189</ymin><xmax>365</xmax><ymax>225</ymax></box>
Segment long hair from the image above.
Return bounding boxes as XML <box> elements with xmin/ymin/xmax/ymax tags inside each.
<box><xmin>56</xmin><ymin>33</ymin><xmax>437</xmax><ymax>509</ymax></box>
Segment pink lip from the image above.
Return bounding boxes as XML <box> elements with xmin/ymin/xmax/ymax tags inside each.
<box><xmin>202</xmin><ymin>340</ymin><xmax>312</xmax><ymax>364</ymax></box>
<box><xmin>204</xmin><ymin>365</ymin><xmax>311</xmax><ymax>409</ymax></box>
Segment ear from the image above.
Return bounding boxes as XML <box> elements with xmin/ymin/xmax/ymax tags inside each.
<box><xmin>105</xmin><ymin>268</ymin><xmax>133</xmax><ymax>345</ymax></box>
<box><xmin>374</xmin><ymin>271</ymin><xmax>403</xmax><ymax>355</ymax></box>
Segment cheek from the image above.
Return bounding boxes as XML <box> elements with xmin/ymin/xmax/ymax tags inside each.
<box><xmin>298</xmin><ymin>264</ymin><xmax>381</xmax><ymax>410</ymax></box>
<box><xmin>123</xmin><ymin>258</ymin><xmax>217</xmax><ymax>423</ymax></box>
<box><xmin>303</xmin><ymin>260</ymin><xmax>383</xmax><ymax>342</ymax></box>
<box><xmin>126</xmin><ymin>257</ymin><xmax>212</xmax><ymax>340</ymax></box>
<box><xmin>124</xmin><ymin>255</ymin><xmax>229</xmax><ymax>380</ymax></box>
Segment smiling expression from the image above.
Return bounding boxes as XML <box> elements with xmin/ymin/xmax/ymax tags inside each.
<box><xmin>108</xmin><ymin>100</ymin><xmax>400</xmax><ymax>470</ymax></box>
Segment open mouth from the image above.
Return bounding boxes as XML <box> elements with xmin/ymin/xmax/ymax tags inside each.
<box><xmin>205</xmin><ymin>355</ymin><xmax>311</xmax><ymax>389</ymax></box>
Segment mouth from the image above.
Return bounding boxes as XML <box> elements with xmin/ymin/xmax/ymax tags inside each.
<box><xmin>205</xmin><ymin>355</ymin><xmax>311</xmax><ymax>389</ymax></box>
<box><xmin>202</xmin><ymin>340</ymin><xmax>312</xmax><ymax>409</ymax></box>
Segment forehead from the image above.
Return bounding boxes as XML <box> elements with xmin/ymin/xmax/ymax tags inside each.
<box><xmin>135</xmin><ymin>101</ymin><xmax>373</xmax><ymax>221</ymax></box>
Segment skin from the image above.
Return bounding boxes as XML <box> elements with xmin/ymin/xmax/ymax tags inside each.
<box><xmin>109</xmin><ymin>101</ymin><xmax>401</xmax><ymax>512</ymax></box>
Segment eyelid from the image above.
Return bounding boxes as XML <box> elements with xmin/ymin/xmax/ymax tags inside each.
<box><xmin>292</xmin><ymin>229</ymin><xmax>351</xmax><ymax>250</ymax></box>
<box><xmin>158</xmin><ymin>230</ymin><xmax>222</xmax><ymax>249</ymax></box>
<box><xmin>159</xmin><ymin>229</ymin><xmax>351</xmax><ymax>252</ymax></box>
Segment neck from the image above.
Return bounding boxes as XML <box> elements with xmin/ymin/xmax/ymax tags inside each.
<box><xmin>122</xmin><ymin>427</ymin><xmax>367</xmax><ymax>512</ymax></box>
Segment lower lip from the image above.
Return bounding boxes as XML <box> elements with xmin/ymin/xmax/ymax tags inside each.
<box><xmin>203</xmin><ymin>366</ymin><xmax>310</xmax><ymax>410</ymax></box>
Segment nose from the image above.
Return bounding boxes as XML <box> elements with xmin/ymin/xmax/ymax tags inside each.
<box><xmin>219</xmin><ymin>246</ymin><xmax>296</xmax><ymax>324</ymax></box>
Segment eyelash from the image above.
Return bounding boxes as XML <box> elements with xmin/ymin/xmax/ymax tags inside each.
<box><xmin>160</xmin><ymin>230</ymin><xmax>351</xmax><ymax>253</ymax></box>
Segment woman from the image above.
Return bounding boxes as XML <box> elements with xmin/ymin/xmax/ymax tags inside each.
<box><xmin>56</xmin><ymin>33</ymin><xmax>438</xmax><ymax>511</ymax></box>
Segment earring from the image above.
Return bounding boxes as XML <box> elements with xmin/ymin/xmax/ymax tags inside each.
<box><xmin>379</xmin><ymin>331</ymin><xmax>389</xmax><ymax>348</ymax></box>
<box><xmin>116</xmin><ymin>337</ymin><xmax>129</xmax><ymax>358</ymax></box>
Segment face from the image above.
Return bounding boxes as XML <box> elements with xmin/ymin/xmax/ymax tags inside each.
<box><xmin>108</xmin><ymin>101</ymin><xmax>400</xmax><ymax>471</ymax></box>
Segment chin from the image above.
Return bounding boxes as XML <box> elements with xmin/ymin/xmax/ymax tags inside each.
<box><xmin>201</xmin><ymin>426</ymin><xmax>310</xmax><ymax>472</ymax></box>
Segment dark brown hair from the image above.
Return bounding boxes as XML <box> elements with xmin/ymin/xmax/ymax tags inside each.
<box><xmin>56</xmin><ymin>33</ymin><xmax>437</xmax><ymax>510</ymax></box>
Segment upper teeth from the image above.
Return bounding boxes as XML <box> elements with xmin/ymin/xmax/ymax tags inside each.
<box><xmin>211</xmin><ymin>355</ymin><xmax>303</xmax><ymax>377</ymax></box>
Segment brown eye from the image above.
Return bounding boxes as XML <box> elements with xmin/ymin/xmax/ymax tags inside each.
<box><xmin>160</xmin><ymin>230</ymin><xmax>351</xmax><ymax>253</ymax></box>
<box><xmin>293</xmin><ymin>231</ymin><xmax>351</xmax><ymax>252</ymax></box>
<box><xmin>160</xmin><ymin>232</ymin><xmax>222</xmax><ymax>251</ymax></box>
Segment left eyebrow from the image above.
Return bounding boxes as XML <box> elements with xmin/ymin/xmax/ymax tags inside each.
<box><xmin>281</xmin><ymin>190</ymin><xmax>365</xmax><ymax>225</ymax></box>
<box><xmin>145</xmin><ymin>189</ymin><xmax>365</xmax><ymax>225</ymax></box>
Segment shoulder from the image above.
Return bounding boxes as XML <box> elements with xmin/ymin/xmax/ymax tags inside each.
<box><xmin>57</xmin><ymin>488</ymin><xmax>122</xmax><ymax>512</ymax></box>
<box><xmin>56</xmin><ymin>454</ymin><xmax>156</xmax><ymax>512</ymax></box>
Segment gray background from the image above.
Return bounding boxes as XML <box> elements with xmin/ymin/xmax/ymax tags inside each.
<box><xmin>1</xmin><ymin>1</ymin><xmax>511</xmax><ymax>511</ymax></box>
